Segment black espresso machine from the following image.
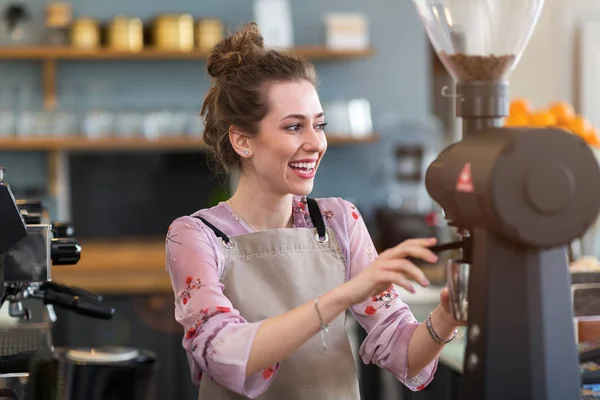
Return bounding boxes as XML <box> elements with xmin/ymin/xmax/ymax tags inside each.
<box><xmin>412</xmin><ymin>0</ymin><xmax>600</xmax><ymax>399</ymax></box>
<box><xmin>0</xmin><ymin>167</ymin><xmax>158</xmax><ymax>400</ymax></box>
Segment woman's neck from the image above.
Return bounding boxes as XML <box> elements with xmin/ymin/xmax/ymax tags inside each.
<box><xmin>228</xmin><ymin>176</ymin><xmax>294</xmax><ymax>231</ymax></box>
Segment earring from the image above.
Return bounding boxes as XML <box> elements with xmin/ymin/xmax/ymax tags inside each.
<box><xmin>243</xmin><ymin>150</ymin><xmax>250</xmax><ymax>156</ymax></box>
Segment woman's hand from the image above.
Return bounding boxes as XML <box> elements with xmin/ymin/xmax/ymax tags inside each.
<box><xmin>342</xmin><ymin>237</ymin><xmax>439</xmax><ymax>306</ymax></box>
<box><xmin>439</xmin><ymin>287</ymin><xmax>468</xmax><ymax>327</ymax></box>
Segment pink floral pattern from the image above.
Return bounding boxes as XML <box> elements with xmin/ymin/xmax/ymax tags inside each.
<box><xmin>185</xmin><ymin>306</ymin><xmax>232</xmax><ymax>340</ymax></box>
<box><xmin>365</xmin><ymin>245</ymin><xmax>377</xmax><ymax>261</ymax></box>
<box><xmin>262</xmin><ymin>363</ymin><xmax>279</xmax><ymax>380</ymax></box>
<box><xmin>166</xmin><ymin>224</ymin><xmax>182</xmax><ymax>259</ymax></box>
<box><xmin>292</xmin><ymin>196</ymin><xmax>312</xmax><ymax>227</ymax></box>
<box><xmin>364</xmin><ymin>285</ymin><xmax>399</xmax><ymax>315</ymax></box>
<box><xmin>406</xmin><ymin>373</ymin><xmax>428</xmax><ymax>391</ymax></box>
<box><xmin>180</xmin><ymin>275</ymin><xmax>206</xmax><ymax>305</ymax></box>
<box><xmin>350</xmin><ymin>204</ymin><xmax>360</xmax><ymax>220</ymax></box>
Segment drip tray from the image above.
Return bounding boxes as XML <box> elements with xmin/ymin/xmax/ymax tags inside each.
<box><xmin>0</xmin><ymin>323</ymin><xmax>52</xmax><ymax>356</ymax></box>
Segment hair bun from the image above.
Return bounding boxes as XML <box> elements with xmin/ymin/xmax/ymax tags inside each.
<box><xmin>207</xmin><ymin>22</ymin><xmax>265</xmax><ymax>78</ymax></box>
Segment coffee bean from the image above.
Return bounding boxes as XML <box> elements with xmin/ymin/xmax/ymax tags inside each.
<box><xmin>440</xmin><ymin>52</ymin><xmax>516</xmax><ymax>81</ymax></box>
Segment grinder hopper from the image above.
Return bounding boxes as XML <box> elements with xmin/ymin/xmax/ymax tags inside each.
<box><xmin>413</xmin><ymin>0</ymin><xmax>544</xmax><ymax>84</ymax></box>
<box><xmin>414</xmin><ymin>0</ymin><xmax>544</xmax><ymax>136</ymax></box>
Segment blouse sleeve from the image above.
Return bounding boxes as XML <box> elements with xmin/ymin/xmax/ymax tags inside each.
<box><xmin>339</xmin><ymin>199</ymin><xmax>438</xmax><ymax>391</ymax></box>
<box><xmin>165</xmin><ymin>216</ymin><xmax>279</xmax><ymax>398</ymax></box>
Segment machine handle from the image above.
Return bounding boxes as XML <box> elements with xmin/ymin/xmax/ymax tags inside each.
<box><xmin>429</xmin><ymin>240</ymin><xmax>466</xmax><ymax>253</ymax></box>
<box><xmin>43</xmin><ymin>291</ymin><xmax>115</xmax><ymax>320</ymax></box>
<box><xmin>39</xmin><ymin>281</ymin><xmax>103</xmax><ymax>302</ymax></box>
<box><xmin>51</xmin><ymin>238</ymin><xmax>82</xmax><ymax>266</ymax></box>
<box><xmin>408</xmin><ymin>238</ymin><xmax>473</xmax><ymax>266</ymax></box>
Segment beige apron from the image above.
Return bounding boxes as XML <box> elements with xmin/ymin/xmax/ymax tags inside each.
<box><xmin>194</xmin><ymin>198</ymin><xmax>360</xmax><ymax>400</ymax></box>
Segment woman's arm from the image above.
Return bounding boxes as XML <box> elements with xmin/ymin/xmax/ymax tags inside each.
<box><xmin>167</xmin><ymin>216</ymin><xmax>282</xmax><ymax>398</ymax></box>
<box><xmin>336</xmin><ymin>198</ymin><xmax>452</xmax><ymax>390</ymax></box>
<box><xmin>246</xmin><ymin>284</ymin><xmax>351</xmax><ymax>376</ymax></box>
<box><xmin>406</xmin><ymin>303</ymin><xmax>458</xmax><ymax>377</ymax></box>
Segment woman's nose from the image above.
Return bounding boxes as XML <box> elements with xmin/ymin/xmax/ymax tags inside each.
<box><xmin>305</xmin><ymin>128</ymin><xmax>326</xmax><ymax>153</ymax></box>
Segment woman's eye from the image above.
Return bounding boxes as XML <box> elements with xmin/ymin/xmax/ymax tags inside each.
<box><xmin>285</xmin><ymin>122</ymin><xmax>327</xmax><ymax>132</ymax></box>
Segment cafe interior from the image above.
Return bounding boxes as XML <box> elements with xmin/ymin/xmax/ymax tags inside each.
<box><xmin>1</xmin><ymin>0</ymin><xmax>600</xmax><ymax>399</ymax></box>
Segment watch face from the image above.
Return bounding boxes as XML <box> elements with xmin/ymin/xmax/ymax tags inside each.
<box><xmin>573</xmin><ymin>285</ymin><xmax>600</xmax><ymax>317</ymax></box>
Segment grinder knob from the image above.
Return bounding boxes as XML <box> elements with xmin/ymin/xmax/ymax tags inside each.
<box><xmin>52</xmin><ymin>221</ymin><xmax>75</xmax><ymax>238</ymax></box>
<box><xmin>51</xmin><ymin>238</ymin><xmax>81</xmax><ymax>266</ymax></box>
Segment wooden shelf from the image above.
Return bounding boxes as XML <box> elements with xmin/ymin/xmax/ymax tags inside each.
<box><xmin>0</xmin><ymin>134</ymin><xmax>379</xmax><ymax>151</ymax></box>
<box><xmin>0</xmin><ymin>45</ymin><xmax>374</xmax><ymax>112</ymax></box>
<box><xmin>0</xmin><ymin>45</ymin><xmax>374</xmax><ymax>61</ymax></box>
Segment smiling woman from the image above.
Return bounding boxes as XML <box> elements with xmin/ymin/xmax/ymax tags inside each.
<box><xmin>227</xmin><ymin>80</ymin><xmax>327</xmax><ymax>203</ymax></box>
<box><xmin>165</xmin><ymin>22</ymin><xmax>461</xmax><ymax>400</ymax></box>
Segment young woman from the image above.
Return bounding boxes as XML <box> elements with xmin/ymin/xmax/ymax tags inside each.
<box><xmin>166</xmin><ymin>22</ymin><xmax>462</xmax><ymax>400</ymax></box>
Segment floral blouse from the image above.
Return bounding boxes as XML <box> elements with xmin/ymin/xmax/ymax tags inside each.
<box><xmin>165</xmin><ymin>196</ymin><xmax>437</xmax><ymax>397</ymax></box>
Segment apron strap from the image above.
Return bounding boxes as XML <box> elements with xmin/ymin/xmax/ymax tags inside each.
<box><xmin>306</xmin><ymin>197</ymin><xmax>326</xmax><ymax>239</ymax></box>
<box><xmin>191</xmin><ymin>215</ymin><xmax>233</xmax><ymax>247</ymax></box>
<box><xmin>193</xmin><ymin>198</ymin><xmax>326</xmax><ymax>245</ymax></box>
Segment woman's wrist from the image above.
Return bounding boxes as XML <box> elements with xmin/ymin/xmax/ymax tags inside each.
<box><xmin>430</xmin><ymin>304</ymin><xmax>459</xmax><ymax>341</ymax></box>
<box><xmin>337</xmin><ymin>284</ymin><xmax>356</xmax><ymax>310</ymax></box>
<box><xmin>338</xmin><ymin>277</ymin><xmax>370</xmax><ymax>309</ymax></box>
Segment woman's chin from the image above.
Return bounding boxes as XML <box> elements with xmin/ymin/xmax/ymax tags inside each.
<box><xmin>288</xmin><ymin>181</ymin><xmax>314</xmax><ymax>197</ymax></box>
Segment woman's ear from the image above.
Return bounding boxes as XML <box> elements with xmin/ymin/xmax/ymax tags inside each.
<box><xmin>229</xmin><ymin>126</ymin><xmax>252</xmax><ymax>158</ymax></box>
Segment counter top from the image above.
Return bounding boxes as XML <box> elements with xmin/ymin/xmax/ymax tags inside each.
<box><xmin>51</xmin><ymin>238</ymin><xmax>172</xmax><ymax>294</ymax></box>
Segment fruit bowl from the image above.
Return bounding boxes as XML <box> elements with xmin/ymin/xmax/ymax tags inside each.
<box><xmin>505</xmin><ymin>98</ymin><xmax>600</xmax><ymax>150</ymax></box>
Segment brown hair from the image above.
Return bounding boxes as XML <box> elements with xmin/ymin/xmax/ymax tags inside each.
<box><xmin>200</xmin><ymin>22</ymin><xmax>318</xmax><ymax>173</ymax></box>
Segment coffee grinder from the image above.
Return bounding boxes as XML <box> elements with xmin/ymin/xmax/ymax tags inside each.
<box><xmin>412</xmin><ymin>0</ymin><xmax>600</xmax><ymax>399</ymax></box>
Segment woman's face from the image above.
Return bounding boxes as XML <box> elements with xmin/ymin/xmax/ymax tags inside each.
<box><xmin>246</xmin><ymin>80</ymin><xmax>327</xmax><ymax>196</ymax></box>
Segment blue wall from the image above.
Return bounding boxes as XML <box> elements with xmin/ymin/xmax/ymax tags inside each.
<box><xmin>0</xmin><ymin>0</ymin><xmax>432</xmax><ymax>213</ymax></box>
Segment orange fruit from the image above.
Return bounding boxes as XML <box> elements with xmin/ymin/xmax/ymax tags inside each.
<box><xmin>584</xmin><ymin>125</ymin><xmax>600</xmax><ymax>146</ymax></box>
<box><xmin>588</xmin><ymin>130</ymin><xmax>600</xmax><ymax>148</ymax></box>
<box><xmin>504</xmin><ymin>113</ymin><xmax>530</xmax><ymax>127</ymax></box>
<box><xmin>548</xmin><ymin>101</ymin><xmax>576</xmax><ymax>125</ymax></box>
<box><xmin>510</xmin><ymin>98</ymin><xmax>532</xmax><ymax>117</ymax></box>
<box><xmin>557</xmin><ymin>123</ymin><xmax>572</xmax><ymax>133</ymax></box>
<box><xmin>529</xmin><ymin>111</ymin><xmax>557</xmax><ymax>127</ymax></box>
<box><xmin>568</xmin><ymin>116</ymin><xmax>593</xmax><ymax>140</ymax></box>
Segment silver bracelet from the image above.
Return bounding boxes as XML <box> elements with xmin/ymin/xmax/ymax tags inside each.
<box><xmin>314</xmin><ymin>297</ymin><xmax>329</xmax><ymax>350</ymax></box>
<box><xmin>425</xmin><ymin>312</ymin><xmax>458</xmax><ymax>345</ymax></box>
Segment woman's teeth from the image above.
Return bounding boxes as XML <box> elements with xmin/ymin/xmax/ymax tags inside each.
<box><xmin>289</xmin><ymin>161</ymin><xmax>316</xmax><ymax>171</ymax></box>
